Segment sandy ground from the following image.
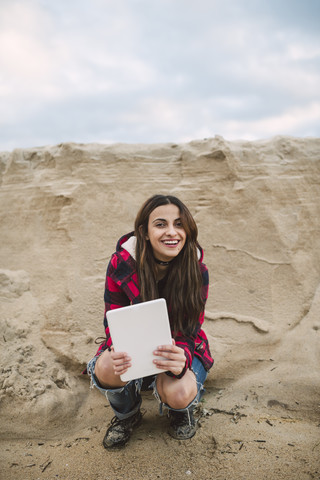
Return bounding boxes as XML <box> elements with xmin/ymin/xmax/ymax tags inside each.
<box><xmin>0</xmin><ymin>136</ymin><xmax>319</xmax><ymax>479</ymax></box>
<box><xmin>1</xmin><ymin>352</ymin><xmax>319</xmax><ymax>480</ymax></box>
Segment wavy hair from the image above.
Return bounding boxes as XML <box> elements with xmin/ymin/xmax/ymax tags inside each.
<box><xmin>134</xmin><ymin>194</ymin><xmax>205</xmax><ymax>336</ymax></box>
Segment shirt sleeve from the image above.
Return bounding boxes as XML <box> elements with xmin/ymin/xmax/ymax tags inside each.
<box><xmin>102</xmin><ymin>254</ymin><xmax>131</xmax><ymax>348</ymax></box>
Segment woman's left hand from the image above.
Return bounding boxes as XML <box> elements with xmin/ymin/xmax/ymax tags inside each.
<box><xmin>153</xmin><ymin>339</ymin><xmax>186</xmax><ymax>376</ymax></box>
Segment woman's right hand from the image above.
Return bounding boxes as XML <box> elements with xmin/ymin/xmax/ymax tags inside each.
<box><xmin>110</xmin><ymin>347</ymin><xmax>131</xmax><ymax>376</ymax></box>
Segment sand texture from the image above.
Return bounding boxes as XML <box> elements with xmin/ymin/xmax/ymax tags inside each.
<box><xmin>0</xmin><ymin>136</ymin><xmax>319</xmax><ymax>479</ymax></box>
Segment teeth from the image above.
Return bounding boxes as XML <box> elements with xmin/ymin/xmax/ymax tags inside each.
<box><xmin>164</xmin><ymin>240</ymin><xmax>178</xmax><ymax>245</ymax></box>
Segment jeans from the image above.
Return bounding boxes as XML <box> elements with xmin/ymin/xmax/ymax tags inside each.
<box><xmin>87</xmin><ymin>354</ymin><xmax>208</xmax><ymax>420</ymax></box>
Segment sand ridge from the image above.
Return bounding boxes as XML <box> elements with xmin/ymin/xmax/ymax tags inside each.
<box><xmin>0</xmin><ymin>136</ymin><xmax>319</xmax><ymax>479</ymax></box>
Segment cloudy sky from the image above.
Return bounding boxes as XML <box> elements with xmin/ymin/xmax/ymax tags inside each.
<box><xmin>1</xmin><ymin>0</ymin><xmax>320</xmax><ymax>151</ymax></box>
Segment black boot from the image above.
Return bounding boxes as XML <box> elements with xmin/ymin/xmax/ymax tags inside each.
<box><xmin>103</xmin><ymin>410</ymin><xmax>142</xmax><ymax>449</ymax></box>
<box><xmin>168</xmin><ymin>409</ymin><xmax>197</xmax><ymax>440</ymax></box>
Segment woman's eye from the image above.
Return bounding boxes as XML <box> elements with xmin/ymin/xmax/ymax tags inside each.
<box><xmin>155</xmin><ymin>222</ymin><xmax>165</xmax><ymax>228</ymax></box>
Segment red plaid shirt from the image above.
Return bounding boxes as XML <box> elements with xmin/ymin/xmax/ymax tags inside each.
<box><xmin>96</xmin><ymin>232</ymin><xmax>214</xmax><ymax>376</ymax></box>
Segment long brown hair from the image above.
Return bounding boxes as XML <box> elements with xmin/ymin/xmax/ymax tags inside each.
<box><xmin>134</xmin><ymin>194</ymin><xmax>205</xmax><ymax>337</ymax></box>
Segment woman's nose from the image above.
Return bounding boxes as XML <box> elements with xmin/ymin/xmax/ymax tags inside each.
<box><xmin>166</xmin><ymin>223</ymin><xmax>177</xmax><ymax>235</ymax></box>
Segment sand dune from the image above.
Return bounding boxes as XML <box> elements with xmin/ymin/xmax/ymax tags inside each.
<box><xmin>0</xmin><ymin>136</ymin><xmax>319</xmax><ymax>479</ymax></box>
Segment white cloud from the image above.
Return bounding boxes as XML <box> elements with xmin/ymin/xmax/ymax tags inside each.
<box><xmin>286</xmin><ymin>43</ymin><xmax>320</xmax><ymax>62</ymax></box>
<box><xmin>0</xmin><ymin>0</ymin><xmax>319</xmax><ymax>149</ymax></box>
<box><xmin>0</xmin><ymin>2</ymin><xmax>53</xmax><ymax>79</ymax></box>
<box><xmin>222</xmin><ymin>102</ymin><xmax>320</xmax><ymax>140</ymax></box>
<box><xmin>0</xmin><ymin>0</ymin><xmax>157</xmax><ymax>127</ymax></box>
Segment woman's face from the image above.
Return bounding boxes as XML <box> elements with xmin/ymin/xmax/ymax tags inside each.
<box><xmin>147</xmin><ymin>204</ymin><xmax>186</xmax><ymax>262</ymax></box>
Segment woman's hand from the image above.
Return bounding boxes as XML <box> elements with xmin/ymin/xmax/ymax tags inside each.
<box><xmin>110</xmin><ymin>347</ymin><xmax>131</xmax><ymax>377</ymax></box>
<box><xmin>153</xmin><ymin>339</ymin><xmax>186</xmax><ymax>376</ymax></box>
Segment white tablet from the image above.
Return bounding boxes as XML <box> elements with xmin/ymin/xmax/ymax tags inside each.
<box><xmin>106</xmin><ymin>298</ymin><xmax>172</xmax><ymax>382</ymax></box>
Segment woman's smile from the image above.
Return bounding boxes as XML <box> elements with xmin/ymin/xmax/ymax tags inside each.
<box><xmin>162</xmin><ymin>239</ymin><xmax>180</xmax><ymax>246</ymax></box>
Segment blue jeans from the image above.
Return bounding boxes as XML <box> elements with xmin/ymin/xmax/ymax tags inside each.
<box><xmin>87</xmin><ymin>355</ymin><xmax>208</xmax><ymax>420</ymax></box>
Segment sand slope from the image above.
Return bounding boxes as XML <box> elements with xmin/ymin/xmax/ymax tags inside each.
<box><xmin>0</xmin><ymin>136</ymin><xmax>319</xmax><ymax>479</ymax></box>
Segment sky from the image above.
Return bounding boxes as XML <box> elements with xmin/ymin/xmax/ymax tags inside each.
<box><xmin>1</xmin><ymin>0</ymin><xmax>320</xmax><ymax>151</ymax></box>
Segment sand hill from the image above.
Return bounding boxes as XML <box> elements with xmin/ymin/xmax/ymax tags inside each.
<box><xmin>0</xmin><ymin>136</ymin><xmax>319</xmax><ymax>479</ymax></box>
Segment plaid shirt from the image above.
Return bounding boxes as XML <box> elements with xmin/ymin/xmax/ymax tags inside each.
<box><xmin>96</xmin><ymin>232</ymin><xmax>214</xmax><ymax>376</ymax></box>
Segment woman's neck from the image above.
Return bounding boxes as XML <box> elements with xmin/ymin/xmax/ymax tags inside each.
<box><xmin>155</xmin><ymin>264</ymin><xmax>169</xmax><ymax>282</ymax></box>
<box><xmin>153</xmin><ymin>257</ymin><xmax>171</xmax><ymax>266</ymax></box>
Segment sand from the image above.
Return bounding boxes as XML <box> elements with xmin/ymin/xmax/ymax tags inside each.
<box><xmin>0</xmin><ymin>135</ymin><xmax>319</xmax><ymax>479</ymax></box>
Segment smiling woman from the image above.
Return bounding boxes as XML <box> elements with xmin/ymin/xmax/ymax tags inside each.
<box><xmin>86</xmin><ymin>194</ymin><xmax>213</xmax><ymax>449</ymax></box>
<box><xmin>134</xmin><ymin>196</ymin><xmax>205</xmax><ymax>336</ymax></box>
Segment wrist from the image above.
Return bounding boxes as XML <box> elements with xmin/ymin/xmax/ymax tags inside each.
<box><xmin>165</xmin><ymin>363</ymin><xmax>187</xmax><ymax>379</ymax></box>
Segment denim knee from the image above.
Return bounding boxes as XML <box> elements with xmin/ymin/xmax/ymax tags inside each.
<box><xmin>87</xmin><ymin>355</ymin><xmax>143</xmax><ymax>420</ymax></box>
<box><xmin>152</xmin><ymin>357</ymin><xmax>207</xmax><ymax>415</ymax></box>
<box><xmin>106</xmin><ymin>381</ymin><xmax>142</xmax><ymax>419</ymax></box>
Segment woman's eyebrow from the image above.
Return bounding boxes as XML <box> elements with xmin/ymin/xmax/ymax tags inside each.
<box><xmin>152</xmin><ymin>217</ymin><xmax>167</xmax><ymax>224</ymax></box>
<box><xmin>152</xmin><ymin>217</ymin><xmax>181</xmax><ymax>224</ymax></box>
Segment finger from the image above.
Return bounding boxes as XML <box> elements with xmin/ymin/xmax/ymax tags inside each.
<box><xmin>154</xmin><ymin>352</ymin><xmax>184</xmax><ymax>362</ymax></box>
<box><xmin>113</xmin><ymin>356</ymin><xmax>131</xmax><ymax>367</ymax></box>
<box><xmin>111</xmin><ymin>350</ymin><xmax>127</xmax><ymax>358</ymax></box>
<box><xmin>154</xmin><ymin>347</ymin><xmax>184</xmax><ymax>358</ymax></box>
<box><xmin>114</xmin><ymin>363</ymin><xmax>130</xmax><ymax>372</ymax></box>
<box><xmin>154</xmin><ymin>360</ymin><xmax>184</xmax><ymax>370</ymax></box>
<box><xmin>113</xmin><ymin>360</ymin><xmax>131</xmax><ymax>374</ymax></box>
<box><xmin>153</xmin><ymin>355</ymin><xmax>185</xmax><ymax>367</ymax></box>
<box><xmin>156</xmin><ymin>344</ymin><xmax>181</xmax><ymax>353</ymax></box>
<box><xmin>153</xmin><ymin>359</ymin><xmax>185</xmax><ymax>376</ymax></box>
<box><xmin>111</xmin><ymin>351</ymin><xmax>131</xmax><ymax>361</ymax></box>
<box><xmin>113</xmin><ymin>358</ymin><xmax>130</xmax><ymax>368</ymax></box>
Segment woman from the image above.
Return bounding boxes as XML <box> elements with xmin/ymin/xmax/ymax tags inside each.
<box><xmin>87</xmin><ymin>194</ymin><xmax>213</xmax><ymax>448</ymax></box>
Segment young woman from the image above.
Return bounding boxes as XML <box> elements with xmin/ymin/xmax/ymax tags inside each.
<box><xmin>87</xmin><ymin>194</ymin><xmax>213</xmax><ymax>448</ymax></box>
